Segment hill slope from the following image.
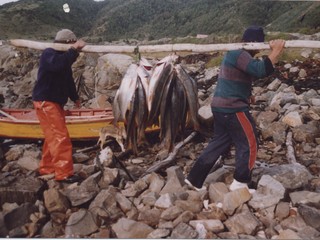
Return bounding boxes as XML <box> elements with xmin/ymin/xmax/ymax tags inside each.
<box><xmin>0</xmin><ymin>0</ymin><xmax>319</xmax><ymax>42</ymax></box>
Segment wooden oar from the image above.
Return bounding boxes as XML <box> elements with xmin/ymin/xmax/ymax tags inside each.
<box><xmin>8</xmin><ymin>39</ymin><xmax>320</xmax><ymax>53</ymax></box>
<box><xmin>0</xmin><ymin>109</ymin><xmax>18</xmax><ymax>121</ymax></box>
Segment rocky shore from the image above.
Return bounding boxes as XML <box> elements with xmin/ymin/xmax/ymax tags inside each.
<box><xmin>0</xmin><ymin>39</ymin><xmax>320</xmax><ymax>238</ymax></box>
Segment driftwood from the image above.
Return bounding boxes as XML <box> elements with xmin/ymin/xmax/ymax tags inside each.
<box><xmin>286</xmin><ymin>131</ymin><xmax>297</xmax><ymax>164</ymax></box>
<box><xmin>8</xmin><ymin>39</ymin><xmax>320</xmax><ymax>53</ymax></box>
<box><xmin>76</xmin><ymin>144</ymin><xmax>100</xmax><ymax>153</ymax></box>
<box><xmin>143</xmin><ymin>131</ymin><xmax>197</xmax><ymax>176</ymax></box>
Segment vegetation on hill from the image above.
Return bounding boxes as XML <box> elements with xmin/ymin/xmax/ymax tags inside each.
<box><xmin>0</xmin><ymin>0</ymin><xmax>319</xmax><ymax>43</ymax></box>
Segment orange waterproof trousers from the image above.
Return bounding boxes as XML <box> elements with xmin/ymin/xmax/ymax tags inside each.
<box><xmin>33</xmin><ymin>101</ymin><xmax>73</xmax><ymax>180</ymax></box>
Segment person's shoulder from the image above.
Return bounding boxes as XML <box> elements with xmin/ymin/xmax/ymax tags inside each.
<box><xmin>44</xmin><ymin>47</ymin><xmax>56</xmax><ymax>51</ymax></box>
<box><xmin>42</xmin><ymin>47</ymin><xmax>57</xmax><ymax>54</ymax></box>
<box><xmin>226</xmin><ymin>49</ymin><xmax>245</xmax><ymax>58</ymax></box>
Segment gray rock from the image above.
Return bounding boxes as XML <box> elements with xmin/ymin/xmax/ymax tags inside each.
<box><xmin>147</xmin><ymin>228</ymin><xmax>171</xmax><ymax>238</ymax></box>
<box><xmin>141</xmin><ymin>191</ymin><xmax>159</xmax><ymax>207</ymax></box>
<box><xmin>224</xmin><ymin>211</ymin><xmax>260</xmax><ymax>235</ymax></box>
<box><xmin>270</xmin><ymin>92</ymin><xmax>298</xmax><ymax>109</ymax></box>
<box><xmin>292</xmin><ymin>123</ymin><xmax>320</xmax><ymax>143</ymax></box>
<box><xmin>4</xmin><ymin>145</ymin><xmax>24</xmax><ymax>161</ymax></box>
<box><xmin>89</xmin><ymin>187</ymin><xmax>124</xmax><ymax>221</ymax></box>
<box><xmin>267</xmin><ymin>78</ymin><xmax>282</xmax><ymax>91</ymax></box>
<box><xmin>115</xmin><ymin>192</ymin><xmax>133</xmax><ymax>213</ymax></box>
<box><xmin>218</xmin><ymin>231</ymin><xmax>239</xmax><ymax>239</ymax></box>
<box><xmin>256</xmin><ymin>110</ymin><xmax>278</xmax><ymax>129</ymax></box>
<box><xmin>198</xmin><ymin>105</ymin><xmax>213</xmax><ymax>126</ymax></box>
<box><xmin>189</xmin><ymin>219</ymin><xmax>224</xmax><ymax>233</ymax></box>
<box><xmin>290</xmin><ymin>191</ymin><xmax>320</xmax><ymax>206</ymax></box>
<box><xmin>72</xmin><ymin>152</ymin><xmax>90</xmax><ymax>163</ymax></box>
<box><xmin>275</xmin><ymin>201</ymin><xmax>290</xmax><ymax>221</ymax></box>
<box><xmin>65</xmin><ymin>172</ymin><xmax>101</xmax><ymax>206</ymax></box>
<box><xmin>208</xmin><ymin>182</ymin><xmax>229</xmax><ymax>204</ymax></box>
<box><xmin>160</xmin><ymin>166</ymin><xmax>185</xmax><ymax>194</ymax></box>
<box><xmin>249</xmin><ymin>175</ymin><xmax>285</xmax><ymax>210</ymax></box>
<box><xmin>171</xmin><ymin>222</ymin><xmax>198</xmax><ymax>239</ymax></box>
<box><xmin>223</xmin><ymin>188</ymin><xmax>252</xmax><ymax>215</ymax></box>
<box><xmin>43</xmin><ymin>188</ymin><xmax>70</xmax><ymax>213</ymax></box>
<box><xmin>98</xmin><ymin>167</ymin><xmax>120</xmax><ymax>188</ymax></box>
<box><xmin>263</xmin><ymin>163</ymin><xmax>312</xmax><ymax>190</ymax></box>
<box><xmin>146</xmin><ymin>173</ymin><xmax>165</xmax><ymax>194</ymax></box>
<box><xmin>301</xmin><ymin>49</ymin><xmax>312</xmax><ymax>58</ymax></box>
<box><xmin>0</xmin><ymin>175</ymin><xmax>44</xmax><ymax>206</ymax></box>
<box><xmin>298</xmin><ymin>204</ymin><xmax>320</xmax><ymax>231</ymax></box>
<box><xmin>2</xmin><ymin>202</ymin><xmax>19</xmax><ymax>213</ymax></box>
<box><xmin>289</xmin><ymin>66</ymin><xmax>299</xmax><ymax>73</ymax></box>
<box><xmin>297</xmin><ymin>226</ymin><xmax>320</xmax><ymax>239</ymax></box>
<box><xmin>160</xmin><ymin>205</ymin><xmax>183</xmax><ymax>221</ymax></box>
<box><xmin>137</xmin><ymin>207</ymin><xmax>162</xmax><ymax>227</ymax></box>
<box><xmin>281</xmin><ymin>215</ymin><xmax>308</xmax><ymax>232</ymax></box>
<box><xmin>175</xmin><ymin>199</ymin><xmax>203</xmax><ymax>214</ymax></box>
<box><xmin>275</xmin><ymin>229</ymin><xmax>301</xmax><ymax>239</ymax></box>
<box><xmin>298</xmin><ymin>69</ymin><xmax>307</xmax><ymax>78</ymax></box>
<box><xmin>40</xmin><ymin>220</ymin><xmax>64</xmax><ymax>238</ymax></box>
<box><xmin>154</xmin><ymin>192</ymin><xmax>175</xmax><ymax>209</ymax></box>
<box><xmin>172</xmin><ymin>210</ymin><xmax>194</xmax><ymax>227</ymax></box>
<box><xmin>261</xmin><ymin>121</ymin><xmax>287</xmax><ymax>145</ymax></box>
<box><xmin>65</xmin><ymin>209</ymin><xmax>99</xmax><ymax>237</ymax></box>
<box><xmin>121</xmin><ymin>178</ymin><xmax>148</xmax><ymax>197</ymax></box>
<box><xmin>0</xmin><ymin>212</ymin><xmax>8</xmax><ymax>237</ymax></box>
<box><xmin>3</xmin><ymin>202</ymin><xmax>37</xmax><ymax>232</ymax></box>
<box><xmin>95</xmin><ymin>54</ymin><xmax>133</xmax><ymax>96</ymax></box>
<box><xmin>111</xmin><ymin>218</ymin><xmax>154</xmax><ymax>238</ymax></box>
<box><xmin>282</xmin><ymin>111</ymin><xmax>303</xmax><ymax>127</ymax></box>
<box><xmin>8</xmin><ymin>225</ymin><xmax>28</xmax><ymax>238</ymax></box>
<box><xmin>17</xmin><ymin>156</ymin><xmax>39</xmax><ymax>171</ymax></box>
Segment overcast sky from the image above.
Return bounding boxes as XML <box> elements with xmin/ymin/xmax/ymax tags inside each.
<box><xmin>0</xmin><ymin>0</ymin><xmax>19</xmax><ymax>5</ymax></box>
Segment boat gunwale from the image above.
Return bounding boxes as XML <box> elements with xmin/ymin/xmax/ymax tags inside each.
<box><xmin>0</xmin><ymin>108</ymin><xmax>114</xmax><ymax>124</ymax></box>
<box><xmin>0</xmin><ymin>117</ymin><xmax>114</xmax><ymax>124</ymax></box>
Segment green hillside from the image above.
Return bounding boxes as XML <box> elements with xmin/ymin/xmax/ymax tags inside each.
<box><xmin>0</xmin><ymin>0</ymin><xmax>319</xmax><ymax>42</ymax></box>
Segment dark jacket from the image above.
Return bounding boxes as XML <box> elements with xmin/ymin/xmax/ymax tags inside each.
<box><xmin>32</xmin><ymin>47</ymin><xmax>80</xmax><ymax>105</ymax></box>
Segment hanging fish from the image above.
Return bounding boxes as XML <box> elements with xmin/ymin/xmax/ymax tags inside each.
<box><xmin>159</xmin><ymin>69</ymin><xmax>175</xmax><ymax>142</ymax></box>
<box><xmin>112</xmin><ymin>54</ymin><xmax>200</xmax><ymax>154</ymax></box>
<box><xmin>112</xmin><ymin>63</ymin><xmax>138</xmax><ymax>124</ymax></box>
<box><xmin>159</xmin><ymin>64</ymin><xmax>191</xmax><ymax>151</ymax></box>
<box><xmin>147</xmin><ymin>54</ymin><xmax>178</xmax><ymax>126</ymax></box>
<box><xmin>134</xmin><ymin>58</ymin><xmax>153</xmax><ymax>146</ymax></box>
<box><xmin>176</xmin><ymin>64</ymin><xmax>200</xmax><ymax>130</ymax></box>
<box><xmin>113</xmin><ymin>58</ymin><xmax>153</xmax><ymax>154</ymax></box>
<box><xmin>125</xmin><ymin>85</ymin><xmax>138</xmax><ymax>153</ymax></box>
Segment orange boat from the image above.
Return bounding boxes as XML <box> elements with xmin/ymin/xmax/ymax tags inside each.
<box><xmin>0</xmin><ymin>108</ymin><xmax>117</xmax><ymax>140</ymax></box>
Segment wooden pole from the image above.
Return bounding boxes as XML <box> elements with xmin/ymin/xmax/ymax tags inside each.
<box><xmin>8</xmin><ymin>39</ymin><xmax>320</xmax><ymax>54</ymax></box>
<box><xmin>0</xmin><ymin>109</ymin><xmax>18</xmax><ymax>121</ymax></box>
<box><xmin>286</xmin><ymin>131</ymin><xmax>297</xmax><ymax>164</ymax></box>
<box><xmin>142</xmin><ymin>131</ymin><xmax>197</xmax><ymax>176</ymax></box>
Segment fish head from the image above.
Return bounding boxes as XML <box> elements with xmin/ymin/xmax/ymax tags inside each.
<box><xmin>157</xmin><ymin>54</ymin><xmax>179</xmax><ymax>66</ymax></box>
<box><xmin>140</xmin><ymin>57</ymin><xmax>153</xmax><ymax>73</ymax></box>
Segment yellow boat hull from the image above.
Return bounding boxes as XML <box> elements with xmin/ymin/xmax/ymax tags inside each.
<box><xmin>0</xmin><ymin>108</ymin><xmax>116</xmax><ymax>140</ymax></box>
<box><xmin>0</xmin><ymin>108</ymin><xmax>158</xmax><ymax>140</ymax></box>
<box><xmin>0</xmin><ymin>120</ymin><xmax>118</xmax><ymax>140</ymax></box>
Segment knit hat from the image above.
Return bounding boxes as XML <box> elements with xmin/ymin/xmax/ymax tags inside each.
<box><xmin>242</xmin><ymin>26</ymin><xmax>265</xmax><ymax>43</ymax></box>
<box><xmin>54</xmin><ymin>29</ymin><xmax>77</xmax><ymax>43</ymax></box>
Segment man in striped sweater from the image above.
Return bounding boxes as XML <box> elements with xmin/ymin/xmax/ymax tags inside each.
<box><xmin>185</xmin><ymin>26</ymin><xmax>285</xmax><ymax>191</ymax></box>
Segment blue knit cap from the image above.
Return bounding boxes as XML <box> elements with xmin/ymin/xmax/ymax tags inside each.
<box><xmin>242</xmin><ymin>26</ymin><xmax>265</xmax><ymax>43</ymax></box>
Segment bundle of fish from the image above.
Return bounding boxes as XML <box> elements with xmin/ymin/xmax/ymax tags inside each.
<box><xmin>112</xmin><ymin>54</ymin><xmax>200</xmax><ymax>154</ymax></box>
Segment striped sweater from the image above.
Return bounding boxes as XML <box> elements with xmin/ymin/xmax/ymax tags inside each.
<box><xmin>212</xmin><ymin>49</ymin><xmax>274</xmax><ymax>113</ymax></box>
